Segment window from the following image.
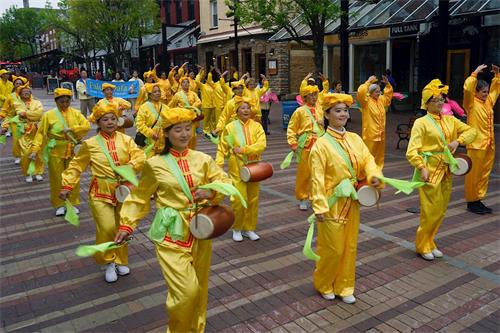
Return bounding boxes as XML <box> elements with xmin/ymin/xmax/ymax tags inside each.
<box><xmin>176</xmin><ymin>0</ymin><xmax>183</xmax><ymax>23</ymax></box>
<box><xmin>188</xmin><ymin>0</ymin><xmax>195</xmax><ymax>20</ymax></box>
<box><xmin>210</xmin><ymin>0</ymin><xmax>218</xmax><ymax>28</ymax></box>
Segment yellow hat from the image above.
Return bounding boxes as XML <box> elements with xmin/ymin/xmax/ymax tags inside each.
<box><xmin>16</xmin><ymin>83</ymin><xmax>31</xmax><ymax>94</ymax></box>
<box><xmin>12</xmin><ymin>75</ymin><xmax>28</xmax><ymax>84</ymax></box>
<box><xmin>88</xmin><ymin>103</ymin><xmax>121</xmax><ymax>123</ymax></box>
<box><xmin>145</xmin><ymin>83</ymin><xmax>161</xmax><ymax>94</ymax></box>
<box><xmin>0</xmin><ymin>69</ymin><xmax>9</xmax><ymax>76</ymax></box>
<box><xmin>143</xmin><ymin>70</ymin><xmax>155</xmax><ymax>79</ymax></box>
<box><xmin>101</xmin><ymin>83</ymin><xmax>116</xmax><ymax>91</ymax></box>
<box><xmin>300</xmin><ymin>85</ymin><xmax>319</xmax><ymax>97</ymax></box>
<box><xmin>54</xmin><ymin>88</ymin><xmax>73</xmax><ymax>99</ymax></box>
<box><xmin>179</xmin><ymin>76</ymin><xmax>191</xmax><ymax>85</ymax></box>
<box><xmin>230</xmin><ymin>79</ymin><xmax>245</xmax><ymax>89</ymax></box>
<box><xmin>160</xmin><ymin>107</ymin><xmax>197</xmax><ymax>129</ymax></box>
<box><xmin>234</xmin><ymin>96</ymin><xmax>255</xmax><ymax>111</ymax></box>
<box><xmin>322</xmin><ymin>93</ymin><xmax>354</xmax><ymax>111</ymax></box>
<box><xmin>421</xmin><ymin>79</ymin><xmax>449</xmax><ymax>110</ymax></box>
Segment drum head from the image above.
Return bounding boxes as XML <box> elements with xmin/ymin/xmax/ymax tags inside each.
<box><xmin>240</xmin><ymin>167</ymin><xmax>251</xmax><ymax>182</ymax></box>
<box><xmin>115</xmin><ymin>185</ymin><xmax>131</xmax><ymax>203</ymax></box>
<box><xmin>357</xmin><ymin>186</ymin><xmax>379</xmax><ymax>207</ymax></box>
<box><xmin>189</xmin><ymin>214</ymin><xmax>214</xmax><ymax>240</ymax></box>
<box><xmin>117</xmin><ymin>117</ymin><xmax>125</xmax><ymax>127</ymax></box>
<box><xmin>73</xmin><ymin>144</ymin><xmax>81</xmax><ymax>155</ymax></box>
<box><xmin>453</xmin><ymin>157</ymin><xmax>470</xmax><ymax>176</ymax></box>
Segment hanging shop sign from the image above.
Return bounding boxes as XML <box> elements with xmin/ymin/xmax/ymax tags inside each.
<box><xmin>390</xmin><ymin>24</ymin><xmax>420</xmax><ymax>37</ymax></box>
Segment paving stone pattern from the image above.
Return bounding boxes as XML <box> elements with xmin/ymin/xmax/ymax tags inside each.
<box><xmin>0</xmin><ymin>89</ymin><xmax>499</xmax><ymax>332</ymax></box>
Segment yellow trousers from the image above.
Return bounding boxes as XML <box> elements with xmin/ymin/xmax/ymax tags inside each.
<box><xmin>295</xmin><ymin>149</ymin><xmax>311</xmax><ymax>200</ymax></box>
<box><xmin>202</xmin><ymin>107</ymin><xmax>216</xmax><ymax>133</ymax></box>
<box><xmin>365</xmin><ymin>139</ymin><xmax>385</xmax><ymax>170</ymax></box>
<box><xmin>89</xmin><ymin>199</ymin><xmax>128</xmax><ymax>265</ymax></box>
<box><xmin>10</xmin><ymin>123</ymin><xmax>21</xmax><ymax>157</ymax></box>
<box><xmin>416</xmin><ymin>176</ymin><xmax>452</xmax><ymax>254</ymax></box>
<box><xmin>49</xmin><ymin>156</ymin><xmax>80</xmax><ymax>208</ymax></box>
<box><xmin>464</xmin><ymin>147</ymin><xmax>495</xmax><ymax>202</ymax></box>
<box><xmin>19</xmin><ymin>131</ymin><xmax>44</xmax><ymax>176</ymax></box>
<box><xmin>313</xmin><ymin>199</ymin><xmax>360</xmax><ymax>297</ymax></box>
<box><xmin>155</xmin><ymin>239</ymin><xmax>212</xmax><ymax>333</ymax></box>
<box><xmin>231</xmin><ymin>179</ymin><xmax>260</xmax><ymax>231</ymax></box>
<box><xmin>214</xmin><ymin>107</ymin><xmax>223</xmax><ymax>129</ymax></box>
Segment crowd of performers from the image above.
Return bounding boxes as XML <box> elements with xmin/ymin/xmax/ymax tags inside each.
<box><xmin>0</xmin><ymin>61</ymin><xmax>497</xmax><ymax>331</ymax></box>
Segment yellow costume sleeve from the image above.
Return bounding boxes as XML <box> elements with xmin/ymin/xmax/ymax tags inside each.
<box><xmin>167</xmin><ymin>94</ymin><xmax>179</xmax><ymax>108</ymax></box>
<box><xmin>25</xmin><ymin>100</ymin><xmax>44</xmax><ymax>121</ymax></box>
<box><xmin>462</xmin><ymin>73</ymin><xmax>477</xmax><ymax>113</ymax></box>
<box><xmin>61</xmin><ymin>140</ymin><xmax>91</xmax><ymax>189</ymax></box>
<box><xmin>116</xmin><ymin>97</ymin><xmax>131</xmax><ymax>111</ymax></box>
<box><xmin>300</xmin><ymin>79</ymin><xmax>308</xmax><ymax>92</ymax></box>
<box><xmin>0</xmin><ymin>94</ymin><xmax>13</xmax><ymax>118</ymax></box>
<box><xmin>178</xmin><ymin>66</ymin><xmax>185</xmax><ymax>77</ymax></box>
<box><xmin>135</xmin><ymin>103</ymin><xmax>155</xmax><ymax>138</ymax></box>
<box><xmin>216</xmin><ymin>127</ymin><xmax>230</xmax><ymax>167</ymax></box>
<box><xmin>381</xmin><ymin>83</ymin><xmax>393</xmax><ymax>107</ymax></box>
<box><xmin>190</xmin><ymin>91</ymin><xmax>202</xmax><ymax>109</ymax></box>
<box><xmin>257</xmin><ymin>80</ymin><xmax>269</xmax><ymax>98</ymax></box>
<box><xmin>356</xmin><ymin>80</ymin><xmax>372</xmax><ymax>110</ymax></box>
<box><xmin>126</xmin><ymin>135</ymin><xmax>147</xmax><ymax>172</ymax></box>
<box><xmin>241</xmin><ymin>121</ymin><xmax>266</xmax><ymax>155</ymax></box>
<box><xmin>488</xmin><ymin>73</ymin><xmax>500</xmax><ymax>106</ymax></box>
<box><xmin>135</xmin><ymin>86</ymin><xmax>148</xmax><ymax>112</ymax></box>
<box><xmin>322</xmin><ymin>80</ymin><xmax>329</xmax><ymax>93</ymax></box>
<box><xmin>454</xmin><ymin>117</ymin><xmax>477</xmax><ymax>145</ymax></box>
<box><xmin>31</xmin><ymin>112</ymin><xmax>50</xmax><ymax>153</ymax></box>
<box><xmin>309</xmin><ymin>143</ymin><xmax>330</xmax><ymax>214</ymax></box>
<box><xmin>71</xmin><ymin>108</ymin><xmax>91</xmax><ymax>139</ymax></box>
<box><xmin>286</xmin><ymin>107</ymin><xmax>302</xmax><ymax>147</ymax></box>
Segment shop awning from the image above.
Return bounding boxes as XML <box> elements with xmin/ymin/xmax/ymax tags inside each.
<box><xmin>450</xmin><ymin>0</ymin><xmax>500</xmax><ymax>17</ymax></box>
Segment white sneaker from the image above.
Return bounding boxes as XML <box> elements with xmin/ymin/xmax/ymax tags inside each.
<box><xmin>242</xmin><ymin>231</ymin><xmax>260</xmax><ymax>241</ymax></box>
<box><xmin>432</xmin><ymin>248</ymin><xmax>443</xmax><ymax>258</ymax></box>
<box><xmin>116</xmin><ymin>265</ymin><xmax>130</xmax><ymax>276</ymax></box>
<box><xmin>14</xmin><ymin>158</ymin><xmax>20</xmax><ymax>164</ymax></box>
<box><xmin>5</xmin><ymin>132</ymin><xmax>11</xmax><ymax>137</ymax></box>
<box><xmin>105</xmin><ymin>263</ymin><xmax>118</xmax><ymax>283</ymax></box>
<box><xmin>25</xmin><ymin>176</ymin><xmax>33</xmax><ymax>183</ymax></box>
<box><xmin>421</xmin><ymin>252</ymin><xmax>435</xmax><ymax>261</ymax></box>
<box><xmin>74</xmin><ymin>206</ymin><xmax>80</xmax><ymax>215</ymax></box>
<box><xmin>55</xmin><ymin>206</ymin><xmax>66</xmax><ymax>216</ymax></box>
<box><xmin>232</xmin><ymin>230</ymin><xmax>243</xmax><ymax>242</ymax></box>
<box><xmin>342</xmin><ymin>295</ymin><xmax>356</xmax><ymax>304</ymax></box>
<box><xmin>35</xmin><ymin>175</ymin><xmax>43</xmax><ymax>181</ymax></box>
<box><xmin>299</xmin><ymin>200</ymin><xmax>308</xmax><ymax>211</ymax></box>
<box><xmin>321</xmin><ymin>293</ymin><xmax>336</xmax><ymax>300</ymax></box>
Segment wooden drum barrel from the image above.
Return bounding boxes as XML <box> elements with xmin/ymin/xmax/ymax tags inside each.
<box><xmin>240</xmin><ymin>162</ymin><xmax>274</xmax><ymax>182</ymax></box>
<box><xmin>190</xmin><ymin>205</ymin><xmax>235</xmax><ymax>239</ymax></box>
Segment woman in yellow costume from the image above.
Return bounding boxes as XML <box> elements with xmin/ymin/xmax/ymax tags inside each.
<box><xmin>243</xmin><ymin>74</ymin><xmax>269</xmax><ymax>122</ymax></box>
<box><xmin>406</xmin><ymin>81</ymin><xmax>476</xmax><ymax>261</ymax></box>
<box><xmin>299</xmin><ymin>72</ymin><xmax>329</xmax><ymax>105</ymax></box>
<box><xmin>135</xmin><ymin>83</ymin><xmax>167</xmax><ymax>157</ymax></box>
<box><xmin>356</xmin><ymin>75</ymin><xmax>393</xmax><ymax>169</ymax></box>
<box><xmin>463</xmin><ymin>64</ymin><xmax>499</xmax><ymax>214</ymax></box>
<box><xmin>310</xmin><ymin>93</ymin><xmax>382</xmax><ymax>304</ymax></box>
<box><xmin>30</xmin><ymin>88</ymin><xmax>90</xmax><ymax>216</ymax></box>
<box><xmin>94</xmin><ymin>83</ymin><xmax>131</xmax><ymax>118</ymax></box>
<box><xmin>208</xmin><ymin>69</ymin><xmax>230</xmax><ymax>133</ymax></box>
<box><xmin>0</xmin><ymin>69</ymin><xmax>13</xmax><ymax>111</ymax></box>
<box><xmin>134</xmin><ymin>64</ymin><xmax>160</xmax><ymax>113</ymax></box>
<box><xmin>194</xmin><ymin>67</ymin><xmax>216</xmax><ymax>134</ymax></box>
<box><xmin>168</xmin><ymin>76</ymin><xmax>202</xmax><ymax>149</ymax></box>
<box><xmin>114</xmin><ymin>107</ymin><xmax>231</xmax><ymax>333</ymax></box>
<box><xmin>168</xmin><ymin>62</ymin><xmax>188</xmax><ymax>96</ymax></box>
<box><xmin>6</xmin><ymin>84</ymin><xmax>45</xmax><ymax>182</ymax></box>
<box><xmin>286</xmin><ymin>84</ymin><xmax>323</xmax><ymax>211</ymax></box>
<box><xmin>214</xmin><ymin>79</ymin><xmax>246</xmax><ymax>134</ymax></box>
<box><xmin>216</xmin><ymin>98</ymin><xmax>266</xmax><ymax>242</ymax></box>
<box><xmin>59</xmin><ymin>103</ymin><xmax>145</xmax><ymax>282</ymax></box>
<box><xmin>0</xmin><ymin>75</ymin><xmax>28</xmax><ymax>164</ymax></box>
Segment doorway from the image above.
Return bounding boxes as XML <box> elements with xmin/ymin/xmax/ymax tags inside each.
<box><xmin>447</xmin><ymin>49</ymin><xmax>470</xmax><ymax>101</ymax></box>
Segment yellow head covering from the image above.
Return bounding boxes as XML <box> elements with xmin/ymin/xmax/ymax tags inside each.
<box><xmin>160</xmin><ymin>107</ymin><xmax>197</xmax><ymax>129</ymax></box>
<box><xmin>179</xmin><ymin>76</ymin><xmax>191</xmax><ymax>84</ymax></box>
<box><xmin>143</xmin><ymin>70</ymin><xmax>155</xmax><ymax>79</ymax></box>
<box><xmin>300</xmin><ymin>85</ymin><xmax>319</xmax><ymax>97</ymax></box>
<box><xmin>16</xmin><ymin>83</ymin><xmax>31</xmax><ymax>94</ymax></box>
<box><xmin>54</xmin><ymin>88</ymin><xmax>73</xmax><ymax>99</ymax></box>
<box><xmin>12</xmin><ymin>75</ymin><xmax>28</xmax><ymax>84</ymax></box>
<box><xmin>145</xmin><ymin>82</ymin><xmax>161</xmax><ymax>94</ymax></box>
<box><xmin>420</xmin><ymin>79</ymin><xmax>449</xmax><ymax>110</ymax></box>
<box><xmin>322</xmin><ymin>93</ymin><xmax>354</xmax><ymax>111</ymax></box>
<box><xmin>101</xmin><ymin>83</ymin><xmax>116</xmax><ymax>91</ymax></box>
<box><xmin>234</xmin><ymin>96</ymin><xmax>255</xmax><ymax>111</ymax></box>
<box><xmin>88</xmin><ymin>103</ymin><xmax>121</xmax><ymax>123</ymax></box>
<box><xmin>230</xmin><ymin>79</ymin><xmax>245</xmax><ymax>89</ymax></box>
<box><xmin>0</xmin><ymin>69</ymin><xmax>9</xmax><ymax>76</ymax></box>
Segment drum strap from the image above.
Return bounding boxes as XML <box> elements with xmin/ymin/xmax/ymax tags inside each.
<box><xmin>424</xmin><ymin>115</ymin><xmax>458</xmax><ymax>173</ymax></box>
<box><xmin>95</xmin><ymin>135</ymin><xmax>139</xmax><ymax>186</ymax></box>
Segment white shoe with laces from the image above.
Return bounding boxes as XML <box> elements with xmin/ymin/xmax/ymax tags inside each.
<box><xmin>55</xmin><ymin>206</ymin><xmax>66</xmax><ymax>216</ymax></box>
<box><xmin>421</xmin><ymin>252</ymin><xmax>435</xmax><ymax>261</ymax></box>
<box><xmin>299</xmin><ymin>200</ymin><xmax>308</xmax><ymax>211</ymax></box>
<box><xmin>74</xmin><ymin>206</ymin><xmax>80</xmax><ymax>215</ymax></box>
<box><xmin>5</xmin><ymin>132</ymin><xmax>11</xmax><ymax>137</ymax></box>
<box><xmin>116</xmin><ymin>265</ymin><xmax>130</xmax><ymax>276</ymax></box>
<box><xmin>242</xmin><ymin>231</ymin><xmax>260</xmax><ymax>241</ymax></box>
<box><xmin>432</xmin><ymin>248</ymin><xmax>443</xmax><ymax>258</ymax></box>
<box><xmin>14</xmin><ymin>158</ymin><xmax>20</xmax><ymax>164</ymax></box>
<box><xmin>342</xmin><ymin>295</ymin><xmax>356</xmax><ymax>304</ymax></box>
<box><xmin>35</xmin><ymin>175</ymin><xmax>43</xmax><ymax>181</ymax></box>
<box><xmin>25</xmin><ymin>176</ymin><xmax>33</xmax><ymax>183</ymax></box>
<box><xmin>105</xmin><ymin>263</ymin><xmax>118</xmax><ymax>283</ymax></box>
<box><xmin>321</xmin><ymin>293</ymin><xmax>336</xmax><ymax>300</ymax></box>
<box><xmin>232</xmin><ymin>230</ymin><xmax>243</xmax><ymax>242</ymax></box>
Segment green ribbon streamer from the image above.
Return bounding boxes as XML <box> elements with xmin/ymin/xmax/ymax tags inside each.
<box><xmin>425</xmin><ymin>115</ymin><xmax>458</xmax><ymax>173</ymax></box>
<box><xmin>148</xmin><ymin>207</ymin><xmax>185</xmax><ymax>242</ymax></box>
<box><xmin>65</xmin><ymin>201</ymin><xmax>80</xmax><ymax>226</ymax></box>
<box><xmin>75</xmin><ymin>241</ymin><xmax>120</xmax><ymax>257</ymax></box>
<box><xmin>0</xmin><ymin>135</ymin><xmax>6</xmax><ymax>144</ymax></box>
<box><xmin>280</xmin><ymin>132</ymin><xmax>308</xmax><ymax>169</ymax></box>
<box><xmin>280</xmin><ymin>151</ymin><xmax>294</xmax><ymax>169</ymax></box>
<box><xmin>52</xmin><ymin>108</ymin><xmax>78</xmax><ymax>144</ymax></box>
<box><xmin>144</xmin><ymin>142</ymin><xmax>155</xmax><ymax>156</ymax></box>
<box><xmin>198</xmin><ymin>182</ymin><xmax>247</xmax><ymax>208</ymax></box>
<box><xmin>42</xmin><ymin>138</ymin><xmax>57</xmax><ymax>163</ymax></box>
<box><xmin>323</xmin><ymin>133</ymin><xmax>356</xmax><ymax>181</ymax></box>
<box><xmin>96</xmin><ymin>135</ymin><xmax>139</xmax><ymax>186</ymax></box>
<box><xmin>379</xmin><ymin>176</ymin><xmax>425</xmax><ymax>195</ymax></box>
<box><xmin>225</xmin><ymin>133</ymin><xmax>235</xmax><ymax>148</ymax></box>
<box><xmin>207</xmin><ymin>133</ymin><xmax>220</xmax><ymax>145</ymax></box>
<box><xmin>303</xmin><ymin>178</ymin><xmax>358</xmax><ymax>262</ymax></box>
<box><xmin>27</xmin><ymin>161</ymin><xmax>35</xmax><ymax>176</ymax></box>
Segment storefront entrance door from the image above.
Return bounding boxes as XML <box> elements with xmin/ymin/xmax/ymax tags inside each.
<box><xmin>446</xmin><ymin>49</ymin><xmax>470</xmax><ymax>101</ymax></box>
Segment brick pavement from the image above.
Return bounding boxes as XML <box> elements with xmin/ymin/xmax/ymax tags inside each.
<box><xmin>0</xmin><ymin>89</ymin><xmax>499</xmax><ymax>332</ymax></box>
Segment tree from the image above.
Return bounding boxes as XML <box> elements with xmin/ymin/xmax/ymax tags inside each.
<box><xmin>0</xmin><ymin>6</ymin><xmax>47</xmax><ymax>59</ymax></box>
<box><xmin>67</xmin><ymin>0</ymin><xmax>159</xmax><ymax>72</ymax></box>
<box><xmin>231</xmin><ymin>0</ymin><xmax>343</xmax><ymax>73</ymax></box>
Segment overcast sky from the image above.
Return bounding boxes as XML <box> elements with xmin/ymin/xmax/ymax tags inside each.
<box><xmin>0</xmin><ymin>0</ymin><xmax>59</xmax><ymax>15</ymax></box>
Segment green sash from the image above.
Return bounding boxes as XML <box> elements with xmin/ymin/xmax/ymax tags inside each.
<box><xmin>95</xmin><ymin>134</ymin><xmax>138</xmax><ymax>186</ymax></box>
<box><xmin>323</xmin><ymin>132</ymin><xmax>356</xmax><ymax>181</ymax></box>
<box><xmin>229</xmin><ymin>119</ymin><xmax>249</xmax><ymax>164</ymax></box>
<box><xmin>424</xmin><ymin>115</ymin><xmax>458</xmax><ymax>172</ymax></box>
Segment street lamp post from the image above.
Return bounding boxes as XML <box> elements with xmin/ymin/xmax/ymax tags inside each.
<box><xmin>233</xmin><ymin>0</ymin><xmax>239</xmax><ymax>74</ymax></box>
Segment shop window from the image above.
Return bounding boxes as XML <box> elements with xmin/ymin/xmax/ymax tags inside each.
<box><xmin>176</xmin><ymin>0</ymin><xmax>183</xmax><ymax>23</ymax></box>
<box><xmin>353</xmin><ymin>43</ymin><xmax>386</xmax><ymax>90</ymax></box>
<box><xmin>188</xmin><ymin>0</ymin><xmax>195</xmax><ymax>20</ymax></box>
<box><xmin>243</xmin><ymin>48</ymin><xmax>252</xmax><ymax>74</ymax></box>
<box><xmin>210</xmin><ymin>0</ymin><xmax>218</xmax><ymax>28</ymax></box>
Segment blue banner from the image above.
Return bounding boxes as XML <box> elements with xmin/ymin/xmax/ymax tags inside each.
<box><xmin>86</xmin><ymin>79</ymin><xmax>139</xmax><ymax>99</ymax></box>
